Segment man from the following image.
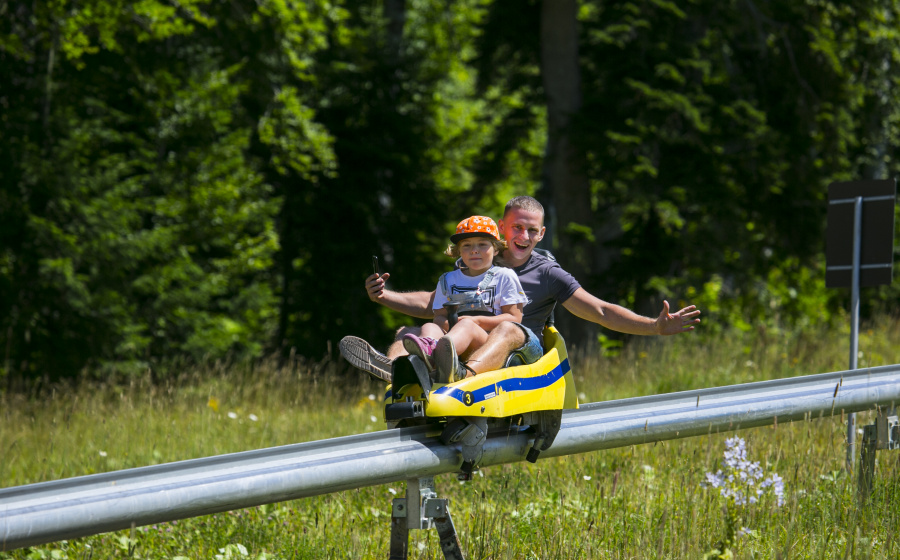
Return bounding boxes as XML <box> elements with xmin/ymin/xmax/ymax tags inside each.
<box><xmin>340</xmin><ymin>196</ymin><xmax>700</xmax><ymax>382</ymax></box>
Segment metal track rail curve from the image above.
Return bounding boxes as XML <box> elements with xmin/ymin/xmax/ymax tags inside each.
<box><xmin>2</xmin><ymin>363</ymin><xmax>899</xmax><ymax>551</ymax></box>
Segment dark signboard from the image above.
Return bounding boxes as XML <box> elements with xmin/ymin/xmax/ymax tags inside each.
<box><xmin>825</xmin><ymin>179</ymin><xmax>896</xmax><ymax>288</ymax></box>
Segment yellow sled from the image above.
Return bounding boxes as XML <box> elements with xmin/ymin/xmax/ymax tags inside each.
<box><xmin>385</xmin><ymin>326</ymin><xmax>578</xmax><ymax>422</ymax></box>
<box><xmin>384</xmin><ymin>326</ymin><xmax>577</xmax><ymax>471</ymax></box>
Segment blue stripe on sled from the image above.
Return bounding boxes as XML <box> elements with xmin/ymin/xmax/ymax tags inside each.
<box><xmin>432</xmin><ymin>358</ymin><xmax>570</xmax><ymax>405</ymax></box>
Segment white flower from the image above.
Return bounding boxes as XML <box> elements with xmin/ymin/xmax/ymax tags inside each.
<box><xmin>248</xmin><ymin>414</ymin><xmax>258</xmax><ymax>422</ymax></box>
<box><xmin>99</xmin><ymin>451</ymin><xmax>107</xmax><ymax>457</ymax></box>
<box><xmin>368</xmin><ymin>394</ymin><xmax>376</xmax><ymax>400</ymax></box>
<box><xmin>227</xmin><ymin>412</ymin><xmax>238</xmax><ymax>419</ymax></box>
<box><xmin>388</xmin><ymin>488</ymin><xmax>397</xmax><ymax>495</ymax></box>
<box><xmin>370</xmin><ymin>415</ymin><xmax>378</xmax><ymax>423</ymax></box>
<box><xmin>583</xmin><ymin>475</ymin><xmax>592</xmax><ymax>481</ymax></box>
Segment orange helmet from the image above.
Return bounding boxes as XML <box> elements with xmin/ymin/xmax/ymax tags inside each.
<box><xmin>450</xmin><ymin>216</ymin><xmax>500</xmax><ymax>244</ymax></box>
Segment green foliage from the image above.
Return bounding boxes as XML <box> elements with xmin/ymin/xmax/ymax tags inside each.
<box><xmin>275</xmin><ymin>0</ymin><xmax>530</xmax><ymax>358</ymax></box>
<box><xmin>0</xmin><ymin>0</ymin><xmax>333</xmax><ymax>378</ymax></box>
<box><xmin>570</xmin><ymin>0</ymin><xmax>900</xmax><ymax>336</ymax></box>
<box><xmin>1</xmin><ymin>0</ymin><xmax>898</xmax><ymax>379</ymax></box>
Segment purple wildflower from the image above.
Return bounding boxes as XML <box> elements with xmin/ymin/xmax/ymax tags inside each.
<box><xmin>704</xmin><ymin>437</ymin><xmax>785</xmax><ymax>508</ymax></box>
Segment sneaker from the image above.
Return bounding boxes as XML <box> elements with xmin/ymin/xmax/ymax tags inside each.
<box><xmin>339</xmin><ymin>336</ymin><xmax>392</xmax><ymax>383</ymax></box>
<box><xmin>402</xmin><ymin>334</ymin><xmax>437</xmax><ymax>371</ymax></box>
<box><xmin>433</xmin><ymin>336</ymin><xmax>460</xmax><ymax>383</ymax></box>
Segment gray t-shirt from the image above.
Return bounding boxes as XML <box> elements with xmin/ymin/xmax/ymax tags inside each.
<box><xmin>512</xmin><ymin>252</ymin><xmax>581</xmax><ymax>334</ymax></box>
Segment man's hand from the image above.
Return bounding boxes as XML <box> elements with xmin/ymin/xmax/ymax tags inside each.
<box><xmin>655</xmin><ymin>300</ymin><xmax>701</xmax><ymax>335</ymax></box>
<box><xmin>365</xmin><ymin>272</ymin><xmax>390</xmax><ymax>303</ymax></box>
<box><xmin>363</xmin><ymin>272</ymin><xmax>436</xmax><ymax>319</ymax></box>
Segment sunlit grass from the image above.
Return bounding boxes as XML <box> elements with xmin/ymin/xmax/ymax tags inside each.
<box><xmin>1</xmin><ymin>315</ymin><xmax>899</xmax><ymax>559</ymax></box>
<box><xmin>1</xmin><ymin>357</ymin><xmax>385</xmax><ymax>486</ymax></box>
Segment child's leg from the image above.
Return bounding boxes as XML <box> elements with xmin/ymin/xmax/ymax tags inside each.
<box><xmin>419</xmin><ymin>322</ymin><xmax>444</xmax><ymax>340</ymax></box>
<box><xmin>433</xmin><ymin>319</ymin><xmax>488</xmax><ymax>383</ymax></box>
<box><xmin>446</xmin><ymin>319</ymin><xmax>489</xmax><ymax>357</ymax></box>
<box><xmin>433</xmin><ymin>320</ymin><xmax>490</xmax><ymax>382</ymax></box>
<box><xmin>402</xmin><ymin>322</ymin><xmax>443</xmax><ymax>371</ymax></box>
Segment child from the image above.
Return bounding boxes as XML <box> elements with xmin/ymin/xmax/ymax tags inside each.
<box><xmin>403</xmin><ymin>216</ymin><xmax>528</xmax><ymax>383</ymax></box>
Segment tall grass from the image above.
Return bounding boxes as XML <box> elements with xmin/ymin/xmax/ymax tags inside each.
<box><xmin>2</xmin><ymin>315</ymin><xmax>899</xmax><ymax>559</ymax></box>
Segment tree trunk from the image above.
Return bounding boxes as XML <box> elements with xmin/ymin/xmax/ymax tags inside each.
<box><xmin>539</xmin><ymin>0</ymin><xmax>596</xmax><ymax>351</ymax></box>
<box><xmin>384</xmin><ymin>0</ymin><xmax>407</xmax><ymax>64</ymax></box>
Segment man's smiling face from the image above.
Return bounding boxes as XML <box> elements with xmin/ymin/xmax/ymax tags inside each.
<box><xmin>498</xmin><ymin>208</ymin><xmax>545</xmax><ymax>267</ymax></box>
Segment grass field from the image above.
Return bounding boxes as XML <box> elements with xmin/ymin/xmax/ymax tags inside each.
<box><xmin>2</xmin><ymin>315</ymin><xmax>900</xmax><ymax>559</ymax></box>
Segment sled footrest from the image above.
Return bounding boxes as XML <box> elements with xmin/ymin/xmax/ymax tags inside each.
<box><xmin>385</xmin><ymin>401</ymin><xmax>425</xmax><ymax>421</ymax></box>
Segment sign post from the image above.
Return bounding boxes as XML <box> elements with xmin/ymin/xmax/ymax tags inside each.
<box><xmin>826</xmin><ymin>179</ymin><xmax>896</xmax><ymax>471</ymax></box>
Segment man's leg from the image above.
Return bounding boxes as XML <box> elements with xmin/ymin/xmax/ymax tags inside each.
<box><xmin>386</xmin><ymin>326</ymin><xmax>422</xmax><ymax>360</ymax></box>
<box><xmin>340</xmin><ymin>326</ymin><xmax>422</xmax><ymax>382</ymax></box>
<box><xmin>464</xmin><ymin>322</ymin><xmax>527</xmax><ymax>375</ymax></box>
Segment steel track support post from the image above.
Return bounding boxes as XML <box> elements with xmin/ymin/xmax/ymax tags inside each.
<box><xmin>426</xmin><ymin>499</ymin><xmax>464</xmax><ymax>560</ymax></box>
<box><xmin>388</xmin><ymin>478</ymin><xmax>465</xmax><ymax>560</ymax></box>
<box><xmin>389</xmin><ymin>498</ymin><xmax>409</xmax><ymax>560</ymax></box>
<box><xmin>434</xmin><ymin>519</ymin><xmax>464</xmax><ymax>559</ymax></box>
<box><xmin>390</xmin><ymin>477</ymin><xmax>433</xmax><ymax>560</ymax></box>
<box><xmin>410</xmin><ymin>477</ymin><xmax>436</xmax><ymax>531</ymax></box>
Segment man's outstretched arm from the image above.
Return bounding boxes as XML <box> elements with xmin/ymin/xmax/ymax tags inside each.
<box><xmin>365</xmin><ymin>272</ymin><xmax>435</xmax><ymax>319</ymax></box>
<box><xmin>561</xmin><ymin>288</ymin><xmax>700</xmax><ymax>336</ymax></box>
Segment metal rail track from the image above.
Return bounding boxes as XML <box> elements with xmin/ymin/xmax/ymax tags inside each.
<box><xmin>2</xmin><ymin>363</ymin><xmax>899</xmax><ymax>551</ymax></box>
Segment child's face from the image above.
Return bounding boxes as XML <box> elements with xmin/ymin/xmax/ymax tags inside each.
<box><xmin>458</xmin><ymin>238</ymin><xmax>496</xmax><ymax>275</ymax></box>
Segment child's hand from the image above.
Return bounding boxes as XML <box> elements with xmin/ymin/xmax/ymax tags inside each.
<box><xmin>433</xmin><ymin>311</ymin><xmax>450</xmax><ymax>333</ymax></box>
<box><xmin>456</xmin><ymin>315</ymin><xmax>489</xmax><ymax>330</ymax></box>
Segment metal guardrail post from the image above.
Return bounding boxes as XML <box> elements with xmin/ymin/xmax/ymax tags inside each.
<box><xmin>857</xmin><ymin>409</ymin><xmax>899</xmax><ymax>500</ymax></box>
<box><xmin>858</xmin><ymin>426</ymin><xmax>877</xmax><ymax>499</ymax></box>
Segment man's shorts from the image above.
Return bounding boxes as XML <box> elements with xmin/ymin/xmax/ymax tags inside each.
<box><xmin>504</xmin><ymin>323</ymin><xmax>544</xmax><ymax>367</ymax></box>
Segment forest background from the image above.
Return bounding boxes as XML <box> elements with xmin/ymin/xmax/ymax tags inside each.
<box><xmin>1</xmin><ymin>0</ymin><xmax>899</xmax><ymax>384</ymax></box>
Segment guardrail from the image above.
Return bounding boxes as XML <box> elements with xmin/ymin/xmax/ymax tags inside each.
<box><xmin>2</xmin><ymin>363</ymin><xmax>899</xmax><ymax>551</ymax></box>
